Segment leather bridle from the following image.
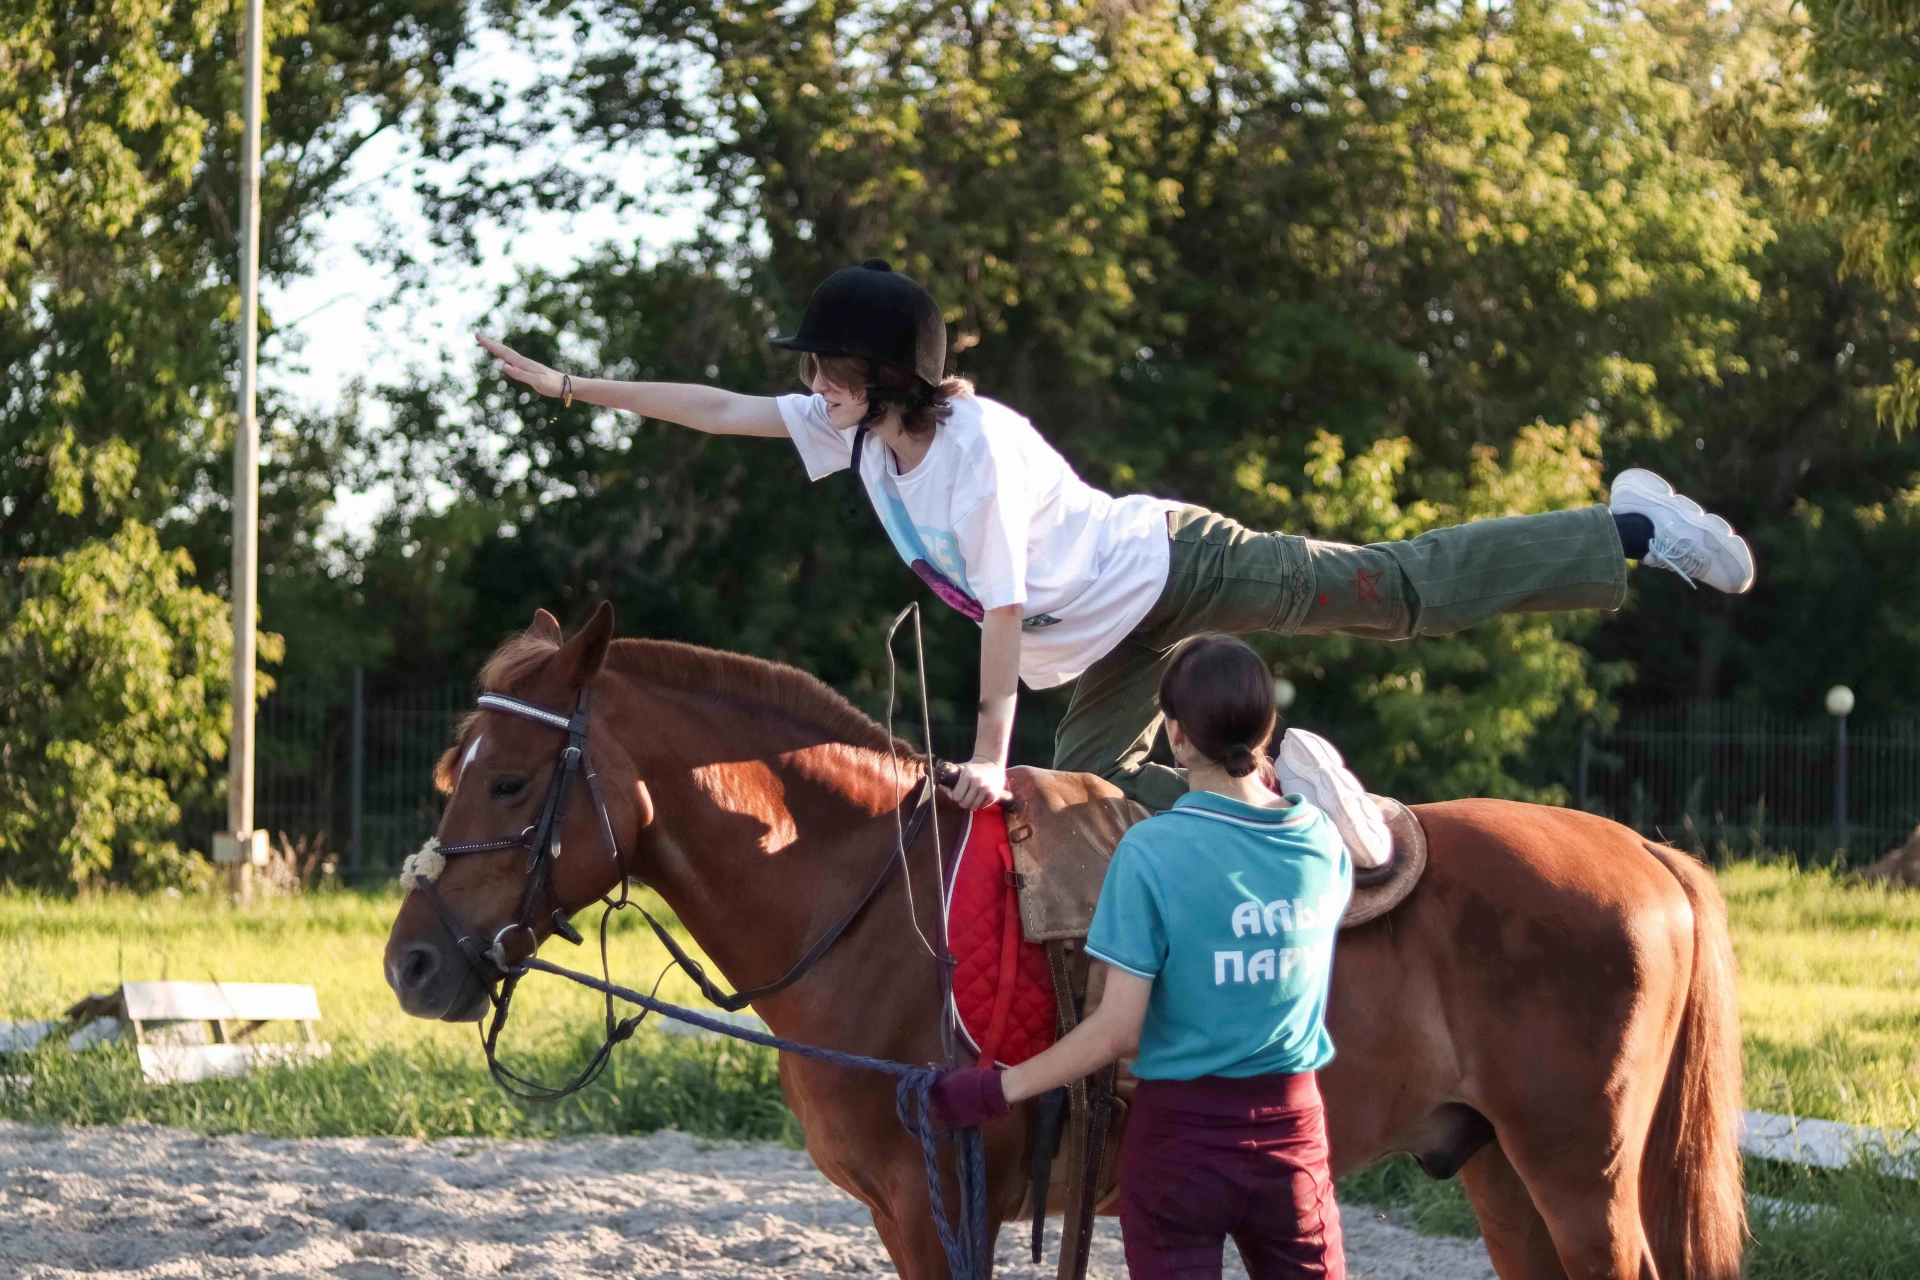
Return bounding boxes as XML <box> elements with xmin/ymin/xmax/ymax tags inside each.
<box><xmin>405</xmin><ymin>682</ymin><xmax>942</xmax><ymax>1102</ymax></box>
<box><xmin>409</xmin><ymin>688</ymin><xmax>612</xmax><ymax>977</ymax></box>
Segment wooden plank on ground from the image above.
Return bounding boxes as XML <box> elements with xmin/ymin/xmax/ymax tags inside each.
<box><xmin>137</xmin><ymin>1042</ymin><xmax>332</xmax><ymax>1085</ymax></box>
<box><xmin>119</xmin><ymin>982</ymin><xmax>321</xmax><ymax>1024</ymax></box>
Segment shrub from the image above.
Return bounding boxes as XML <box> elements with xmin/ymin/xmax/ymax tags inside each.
<box><xmin>0</xmin><ymin>521</ymin><xmax>277</xmax><ymax>890</ymax></box>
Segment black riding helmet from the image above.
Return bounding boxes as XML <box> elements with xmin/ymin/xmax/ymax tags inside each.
<box><xmin>772</xmin><ymin>259</ymin><xmax>947</xmax><ymax>388</ymax></box>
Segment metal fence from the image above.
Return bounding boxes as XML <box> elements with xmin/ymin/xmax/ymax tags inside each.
<box><xmin>1580</xmin><ymin>702</ymin><xmax>1920</xmax><ymax>866</ymax></box>
<box><xmin>187</xmin><ymin>672</ymin><xmax>470</xmax><ymax>882</ymax></box>
<box><xmin>218</xmin><ymin>680</ymin><xmax>1919</xmax><ymax>879</ymax></box>
<box><xmin>208</xmin><ymin>676</ymin><xmax>1063</xmax><ymax>884</ymax></box>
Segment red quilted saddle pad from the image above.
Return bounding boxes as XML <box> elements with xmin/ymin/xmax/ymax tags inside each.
<box><xmin>945</xmin><ymin>805</ymin><xmax>1058</xmax><ymax>1066</ymax></box>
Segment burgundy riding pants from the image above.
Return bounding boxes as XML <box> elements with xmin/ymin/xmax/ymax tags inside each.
<box><xmin>1118</xmin><ymin>1071</ymin><xmax>1345</xmax><ymax>1280</ymax></box>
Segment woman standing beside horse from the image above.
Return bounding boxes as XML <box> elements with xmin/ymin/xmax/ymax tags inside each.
<box><xmin>935</xmin><ymin>633</ymin><xmax>1356</xmax><ymax>1279</ymax></box>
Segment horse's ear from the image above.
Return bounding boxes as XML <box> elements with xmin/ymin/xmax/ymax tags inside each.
<box><xmin>555</xmin><ymin>600</ymin><xmax>617</xmax><ymax>687</ymax></box>
<box><xmin>528</xmin><ymin>609</ymin><xmax>563</xmax><ymax>645</ymax></box>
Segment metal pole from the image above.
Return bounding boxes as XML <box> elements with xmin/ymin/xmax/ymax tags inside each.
<box><xmin>1835</xmin><ymin>713</ymin><xmax>1849</xmax><ymax>862</ymax></box>
<box><xmin>223</xmin><ymin>0</ymin><xmax>265</xmax><ymax>903</ymax></box>
<box><xmin>349</xmin><ymin>666</ymin><xmax>365</xmax><ymax>873</ymax></box>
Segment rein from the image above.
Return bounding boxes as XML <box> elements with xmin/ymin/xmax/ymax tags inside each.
<box><xmin>516</xmin><ymin>954</ymin><xmax>990</xmax><ymax>1280</ymax></box>
<box><xmin>407</xmin><ymin>606</ymin><xmax>993</xmax><ymax>1279</ymax></box>
<box><xmin>409</xmin><ymin>684</ymin><xmax>946</xmax><ymax>1103</ymax></box>
<box><xmin>637</xmin><ymin>781</ymin><xmax>936</xmax><ymax>1013</ymax></box>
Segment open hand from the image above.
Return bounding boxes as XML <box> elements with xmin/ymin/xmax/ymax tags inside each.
<box><xmin>476</xmin><ymin>334</ymin><xmax>566</xmax><ymax>398</ymax></box>
<box><xmin>943</xmin><ymin>758</ymin><xmax>1011</xmax><ymax>811</ymax></box>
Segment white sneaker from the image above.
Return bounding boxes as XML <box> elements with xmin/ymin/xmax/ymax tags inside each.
<box><xmin>1275</xmin><ymin>728</ymin><xmax>1393</xmax><ymax>869</ymax></box>
<box><xmin>1609</xmin><ymin>468</ymin><xmax>1755</xmax><ymax>594</ymax></box>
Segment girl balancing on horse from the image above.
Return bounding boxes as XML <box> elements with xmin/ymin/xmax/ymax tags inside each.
<box><xmin>476</xmin><ymin>258</ymin><xmax>1754</xmax><ymax>859</ymax></box>
<box><xmin>933</xmin><ymin>634</ymin><xmax>1354</xmax><ymax>1279</ymax></box>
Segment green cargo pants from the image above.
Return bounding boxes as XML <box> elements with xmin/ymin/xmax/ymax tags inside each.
<box><xmin>1051</xmin><ymin>503</ymin><xmax>1628</xmax><ymax>811</ymax></box>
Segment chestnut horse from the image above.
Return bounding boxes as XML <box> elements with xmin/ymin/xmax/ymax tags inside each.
<box><xmin>385</xmin><ymin>603</ymin><xmax>1744</xmax><ymax>1280</ymax></box>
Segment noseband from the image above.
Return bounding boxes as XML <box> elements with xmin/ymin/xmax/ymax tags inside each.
<box><xmin>410</xmin><ymin>687</ymin><xmax>617</xmax><ymax>976</ymax></box>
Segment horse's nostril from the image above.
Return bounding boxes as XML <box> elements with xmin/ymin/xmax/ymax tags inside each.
<box><xmin>400</xmin><ymin>943</ymin><xmax>442</xmax><ymax>991</ymax></box>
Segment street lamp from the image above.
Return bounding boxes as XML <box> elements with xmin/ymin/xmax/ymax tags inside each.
<box><xmin>1826</xmin><ymin>685</ymin><xmax>1854</xmax><ymax>860</ymax></box>
<box><xmin>1273</xmin><ymin>676</ymin><xmax>1297</xmax><ymax>712</ymax></box>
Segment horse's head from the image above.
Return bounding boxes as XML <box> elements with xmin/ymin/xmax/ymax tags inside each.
<box><xmin>384</xmin><ymin>601</ymin><xmax>651</xmax><ymax>1020</ymax></box>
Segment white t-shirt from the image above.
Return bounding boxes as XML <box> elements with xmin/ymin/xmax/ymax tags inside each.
<box><xmin>779</xmin><ymin>392</ymin><xmax>1177</xmax><ymax>689</ymax></box>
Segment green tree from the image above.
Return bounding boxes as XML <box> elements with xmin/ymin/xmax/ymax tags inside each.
<box><xmin>0</xmin><ymin>0</ymin><xmax>468</xmax><ymax>886</ymax></box>
<box><xmin>1</xmin><ymin>0</ymin><xmax>466</xmax><ymax>572</ymax></box>
<box><xmin>371</xmin><ymin>0</ymin><xmax>1782</xmax><ymax>797</ymax></box>
<box><xmin>0</xmin><ymin>523</ymin><xmax>274</xmax><ymax>890</ymax></box>
<box><xmin>1582</xmin><ymin>0</ymin><xmax>1920</xmax><ymax>721</ymax></box>
<box><xmin>1803</xmin><ymin>0</ymin><xmax>1920</xmax><ymax>290</ymax></box>
<box><xmin>1796</xmin><ymin>0</ymin><xmax>1920</xmax><ymax>435</ymax></box>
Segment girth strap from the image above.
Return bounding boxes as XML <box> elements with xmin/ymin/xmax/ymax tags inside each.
<box><xmin>640</xmin><ymin>776</ymin><xmax>937</xmax><ymax>1013</ymax></box>
<box><xmin>1046</xmin><ymin>938</ymin><xmax>1103</xmax><ymax>1280</ymax></box>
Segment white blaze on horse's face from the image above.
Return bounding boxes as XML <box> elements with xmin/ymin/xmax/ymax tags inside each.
<box><xmin>457</xmin><ymin>733</ymin><xmax>485</xmax><ymax>787</ymax></box>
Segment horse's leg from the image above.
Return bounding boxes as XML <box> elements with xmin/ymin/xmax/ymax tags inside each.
<box><xmin>1417</xmin><ymin>805</ymin><xmax>1695</xmax><ymax>1280</ymax></box>
<box><xmin>1498</xmin><ymin>1148</ymin><xmax>1655</xmax><ymax>1280</ymax></box>
<box><xmin>786</xmin><ymin>1055</ymin><xmax>1028</xmax><ymax>1280</ymax></box>
<box><xmin>1466</xmin><ymin>935</ymin><xmax>1680</xmax><ymax>1280</ymax></box>
<box><xmin>868</xmin><ymin>1173</ymin><xmax>962</xmax><ymax>1280</ymax></box>
<box><xmin>1481</xmin><ymin>919</ymin><xmax>1686</xmax><ymax>1280</ymax></box>
<box><xmin>865</xmin><ymin>1144</ymin><xmax>1021</xmax><ymax>1280</ymax></box>
<box><xmin>1459</xmin><ymin>1142</ymin><xmax>1566</xmax><ymax>1280</ymax></box>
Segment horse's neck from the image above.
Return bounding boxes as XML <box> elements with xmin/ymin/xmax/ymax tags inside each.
<box><xmin>626</xmin><ymin>691</ymin><xmax>925</xmax><ymax>1015</ymax></box>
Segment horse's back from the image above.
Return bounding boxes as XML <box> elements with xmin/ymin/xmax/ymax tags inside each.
<box><xmin>1406</xmin><ymin>797</ymin><xmax>1698</xmax><ymax>934</ymax></box>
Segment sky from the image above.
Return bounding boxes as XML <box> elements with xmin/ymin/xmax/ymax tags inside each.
<box><xmin>256</xmin><ymin>26</ymin><xmax>701</xmax><ymax>542</ymax></box>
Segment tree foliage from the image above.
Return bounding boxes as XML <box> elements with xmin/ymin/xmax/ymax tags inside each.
<box><xmin>0</xmin><ymin>523</ymin><xmax>266</xmax><ymax>890</ymax></box>
<box><xmin>0</xmin><ymin>0</ymin><xmax>468</xmax><ymax>887</ymax></box>
<box><xmin>18</xmin><ymin>0</ymin><xmax>1920</xmax><ymax>864</ymax></box>
<box><xmin>382</xmin><ymin>0</ymin><xmax>1840</xmax><ymax>798</ymax></box>
<box><xmin>1799</xmin><ymin>0</ymin><xmax>1920</xmax><ymax>434</ymax></box>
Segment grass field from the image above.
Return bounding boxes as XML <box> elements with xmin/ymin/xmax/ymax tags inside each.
<box><xmin>2</xmin><ymin>860</ymin><xmax>1917</xmax><ymax>1276</ymax></box>
<box><xmin>0</xmin><ymin>889</ymin><xmax>797</xmax><ymax>1141</ymax></box>
<box><xmin>1723</xmin><ymin>861</ymin><xmax>1920</xmax><ymax>1132</ymax></box>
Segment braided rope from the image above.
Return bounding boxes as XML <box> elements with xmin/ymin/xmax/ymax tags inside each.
<box><xmin>518</xmin><ymin>956</ymin><xmax>991</xmax><ymax>1280</ymax></box>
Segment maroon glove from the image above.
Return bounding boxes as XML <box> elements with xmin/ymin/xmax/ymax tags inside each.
<box><xmin>929</xmin><ymin>1067</ymin><xmax>1010</xmax><ymax>1131</ymax></box>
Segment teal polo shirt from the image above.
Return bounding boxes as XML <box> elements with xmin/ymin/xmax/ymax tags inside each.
<box><xmin>1085</xmin><ymin>791</ymin><xmax>1352</xmax><ymax>1081</ymax></box>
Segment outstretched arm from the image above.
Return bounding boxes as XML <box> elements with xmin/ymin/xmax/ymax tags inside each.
<box><xmin>476</xmin><ymin>334</ymin><xmax>788</xmax><ymax>437</ymax></box>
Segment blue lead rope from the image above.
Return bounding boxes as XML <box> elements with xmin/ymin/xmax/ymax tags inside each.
<box><xmin>518</xmin><ymin>956</ymin><xmax>991</xmax><ymax>1280</ymax></box>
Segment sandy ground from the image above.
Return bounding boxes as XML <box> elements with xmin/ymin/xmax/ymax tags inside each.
<box><xmin>0</xmin><ymin>1121</ymin><xmax>1496</xmax><ymax>1279</ymax></box>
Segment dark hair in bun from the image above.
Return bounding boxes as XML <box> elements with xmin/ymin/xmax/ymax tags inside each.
<box><xmin>1158</xmin><ymin>634</ymin><xmax>1280</xmax><ymax>779</ymax></box>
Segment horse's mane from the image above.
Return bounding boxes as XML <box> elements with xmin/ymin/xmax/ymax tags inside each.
<box><xmin>436</xmin><ymin>630</ymin><xmax>908</xmax><ymax>792</ymax></box>
<box><xmin>604</xmin><ymin>638</ymin><xmax>905</xmax><ymax>754</ymax></box>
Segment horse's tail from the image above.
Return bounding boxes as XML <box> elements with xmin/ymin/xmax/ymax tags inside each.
<box><xmin>1640</xmin><ymin>844</ymin><xmax>1746</xmax><ymax>1279</ymax></box>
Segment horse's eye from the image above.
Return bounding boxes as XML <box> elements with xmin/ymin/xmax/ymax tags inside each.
<box><xmin>490</xmin><ymin>777</ymin><xmax>527</xmax><ymax>801</ymax></box>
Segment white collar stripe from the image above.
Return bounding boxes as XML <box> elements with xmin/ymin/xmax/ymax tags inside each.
<box><xmin>1167</xmin><ymin>806</ymin><xmax>1313</xmax><ymax>831</ymax></box>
